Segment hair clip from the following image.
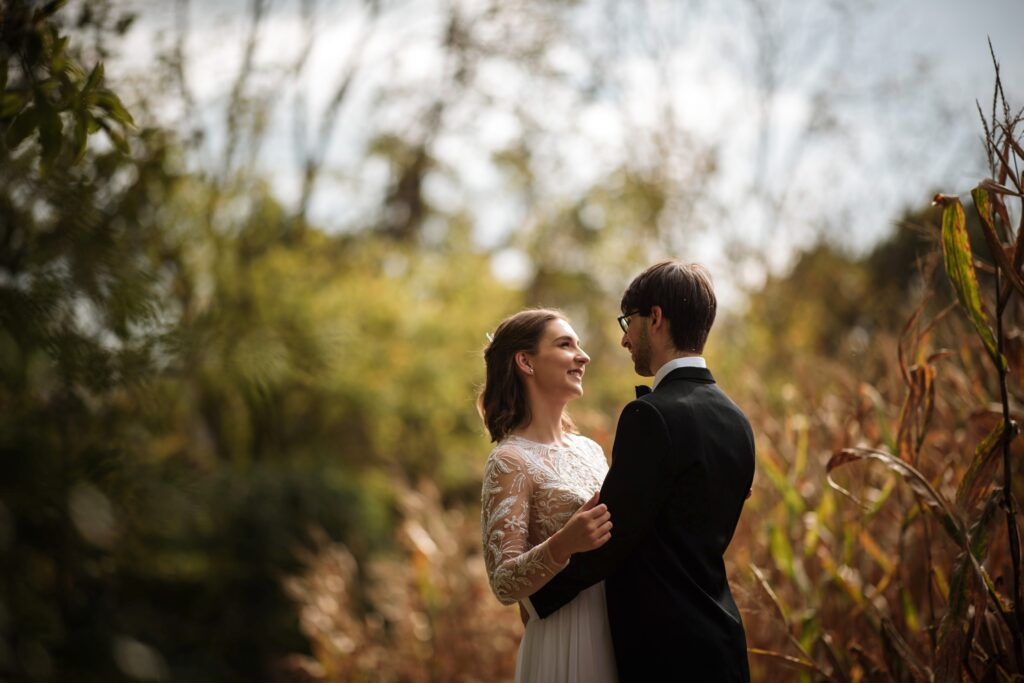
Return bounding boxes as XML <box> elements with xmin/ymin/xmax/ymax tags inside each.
<box><xmin>485</xmin><ymin>332</ymin><xmax>494</xmax><ymax>343</ymax></box>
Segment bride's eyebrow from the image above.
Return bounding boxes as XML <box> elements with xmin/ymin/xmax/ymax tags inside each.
<box><xmin>551</xmin><ymin>335</ymin><xmax>580</xmax><ymax>345</ymax></box>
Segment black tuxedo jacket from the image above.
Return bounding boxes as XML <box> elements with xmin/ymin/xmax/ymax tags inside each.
<box><xmin>528</xmin><ymin>367</ymin><xmax>755</xmax><ymax>682</ymax></box>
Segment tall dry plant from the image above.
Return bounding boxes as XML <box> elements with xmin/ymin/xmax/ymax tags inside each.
<box><xmin>283</xmin><ymin>480</ymin><xmax>521</xmax><ymax>682</ymax></box>
<box><xmin>740</xmin><ymin>50</ymin><xmax>1024</xmax><ymax>682</ymax></box>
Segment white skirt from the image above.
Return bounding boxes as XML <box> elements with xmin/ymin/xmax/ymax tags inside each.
<box><xmin>515</xmin><ymin>581</ymin><xmax>618</xmax><ymax>683</ymax></box>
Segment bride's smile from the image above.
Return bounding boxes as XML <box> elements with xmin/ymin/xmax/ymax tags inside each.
<box><xmin>521</xmin><ymin>318</ymin><xmax>590</xmax><ymax>399</ymax></box>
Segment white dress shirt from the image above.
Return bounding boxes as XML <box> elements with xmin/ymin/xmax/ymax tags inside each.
<box><xmin>651</xmin><ymin>355</ymin><xmax>707</xmax><ymax>390</ymax></box>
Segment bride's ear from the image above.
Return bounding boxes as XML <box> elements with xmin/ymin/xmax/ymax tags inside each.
<box><xmin>514</xmin><ymin>351</ymin><xmax>534</xmax><ymax>377</ymax></box>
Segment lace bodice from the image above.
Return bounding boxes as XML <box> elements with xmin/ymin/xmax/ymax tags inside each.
<box><xmin>480</xmin><ymin>433</ymin><xmax>609</xmax><ymax>605</ymax></box>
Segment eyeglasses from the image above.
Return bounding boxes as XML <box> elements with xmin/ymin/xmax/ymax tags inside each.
<box><xmin>617</xmin><ymin>310</ymin><xmax>642</xmax><ymax>333</ymax></box>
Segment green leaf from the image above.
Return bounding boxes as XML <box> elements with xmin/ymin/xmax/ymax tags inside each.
<box><xmin>84</xmin><ymin>62</ymin><xmax>104</xmax><ymax>94</ymax></box>
<box><xmin>73</xmin><ymin>111</ymin><xmax>89</xmax><ymax>163</ymax></box>
<box><xmin>759</xmin><ymin>452</ymin><xmax>805</xmax><ymax>515</ymax></box>
<box><xmin>37</xmin><ymin>102</ymin><xmax>63</xmax><ymax>164</ymax></box>
<box><xmin>101</xmin><ymin>122</ymin><xmax>130</xmax><ymax>155</ymax></box>
<box><xmin>768</xmin><ymin>521</ymin><xmax>795</xmax><ymax>578</ymax></box>
<box><xmin>25</xmin><ymin>32</ymin><xmax>44</xmax><ymax>66</ymax></box>
<box><xmin>37</xmin><ymin>0</ymin><xmax>68</xmax><ymax>20</ymax></box>
<box><xmin>5</xmin><ymin>106</ymin><xmax>38</xmax><ymax>150</ymax></box>
<box><xmin>51</xmin><ymin>36</ymin><xmax>70</xmax><ymax>72</ymax></box>
<box><xmin>94</xmin><ymin>90</ymin><xmax>135</xmax><ymax>127</ymax></box>
<box><xmin>0</xmin><ymin>93</ymin><xmax>27</xmax><ymax>119</ymax></box>
<box><xmin>936</xmin><ymin>195</ymin><xmax>1005</xmax><ymax>369</ymax></box>
<box><xmin>900</xmin><ymin>587</ymin><xmax>919</xmax><ymax>632</ymax></box>
<box><xmin>36</xmin><ymin>79</ymin><xmax>60</xmax><ymax>96</ymax></box>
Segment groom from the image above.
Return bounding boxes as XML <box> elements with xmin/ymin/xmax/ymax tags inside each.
<box><xmin>524</xmin><ymin>261</ymin><xmax>756</xmax><ymax>682</ymax></box>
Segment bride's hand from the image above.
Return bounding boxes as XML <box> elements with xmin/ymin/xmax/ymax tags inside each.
<box><xmin>548</xmin><ymin>491</ymin><xmax>612</xmax><ymax>564</ymax></box>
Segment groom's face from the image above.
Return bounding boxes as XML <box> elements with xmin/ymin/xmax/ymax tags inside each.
<box><xmin>621</xmin><ymin>315</ymin><xmax>653</xmax><ymax>376</ymax></box>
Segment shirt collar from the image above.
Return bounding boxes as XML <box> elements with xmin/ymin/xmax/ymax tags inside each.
<box><xmin>652</xmin><ymin>356</ymin><xmax>707</xmax><ymax>390</ymax></box>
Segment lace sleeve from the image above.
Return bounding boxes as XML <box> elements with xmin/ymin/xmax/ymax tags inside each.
<box><xmin>481</xmin><ymin>446</ymin><xmax>568</xmax><ymax>605</ymax></box>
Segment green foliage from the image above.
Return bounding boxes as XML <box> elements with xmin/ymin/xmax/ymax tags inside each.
<box><xmin>0</xmin><ymin>3</ymin><xmax>523</xmax><ymax>679</ymax></box>
<box><xmin>1</xmin><ymin>0</ymin><xmax>133</xmax><ymax>170</ymax></box>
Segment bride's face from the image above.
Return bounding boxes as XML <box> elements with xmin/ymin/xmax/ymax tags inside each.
<box><xmin>521</xmin><ymin>318</ymin><xmax>590</xmax><ymax>400</ymax></box>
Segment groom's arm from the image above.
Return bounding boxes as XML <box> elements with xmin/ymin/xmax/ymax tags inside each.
<box><xmin>527</xmin><ymin>400</ymin><xmax>676</xmax><ymax>618</ymax></box>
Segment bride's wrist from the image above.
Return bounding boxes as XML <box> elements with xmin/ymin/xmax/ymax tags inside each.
<box><xmin>547</xmin><ymin>533</ymin><xmax>570</xmax><ymax>565</ymax></box>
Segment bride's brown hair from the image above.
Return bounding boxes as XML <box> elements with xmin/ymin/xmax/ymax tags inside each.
<box><xmin>478</xmin><ymin>308</ymin><xmax>578</xmax><ymax>443</ymax></box>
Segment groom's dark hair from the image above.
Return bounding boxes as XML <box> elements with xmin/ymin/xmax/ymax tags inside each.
<box><xmin>621</xmin><ymin>260</ymin><xmax>716</xmax><ymax>353</ymax></box>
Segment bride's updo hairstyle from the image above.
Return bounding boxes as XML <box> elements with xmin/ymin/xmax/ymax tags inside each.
<box><xmin>479</xmin><ymin>308</ymin><xmax>577</xmax><ymax>443</ymax></box>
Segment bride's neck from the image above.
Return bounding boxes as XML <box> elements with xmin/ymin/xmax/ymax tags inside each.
<box><xmin>513</xmin><ymin>396</ymin><xmax>569</xmax><ymax>446</ymax></box>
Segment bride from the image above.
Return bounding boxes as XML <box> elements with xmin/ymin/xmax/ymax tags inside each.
<box><xmin>479</xmin><ymin>308</ymin><xmax>618</xmax><ymax>682</ymax></box>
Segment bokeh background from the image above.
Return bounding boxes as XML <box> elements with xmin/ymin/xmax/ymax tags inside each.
<box><xmin>3</xmin><ymin>0</ymin><xmax>1024</xmax><ymax>680</ymax></box>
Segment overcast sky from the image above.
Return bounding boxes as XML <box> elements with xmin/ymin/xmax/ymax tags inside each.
<box><xmin>111</xmin><ymin>0</ymin><xmax>1023</xmax><ymax>301</ymax></box>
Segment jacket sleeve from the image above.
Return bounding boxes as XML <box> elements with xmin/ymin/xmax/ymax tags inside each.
<box><xmin>481</xmin><ymin>446</ymin><xmax>570</xmax><ymax>605</ymax></box>
<box><xmin>528</xmin><ymin>400</ymin><xmax>675</xmax><ymax>618</ymax></box>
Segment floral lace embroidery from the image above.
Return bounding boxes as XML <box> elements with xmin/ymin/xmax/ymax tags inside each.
<box><xmin>480</xmin><ymin>434</ymin><xmax>609</xmax><ymax>605</ymax></box>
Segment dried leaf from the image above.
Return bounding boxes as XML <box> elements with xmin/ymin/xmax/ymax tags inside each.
<box><xmin>747</xmin><ymin>648</ymin><xmax>820</xmax><ymax>673</ymax></box>
<box><xmin>751</xmin><ymin>563</ymin><xmax>791</xmax><ymax>625</ymax></box>
<box><xmin>828</xmin><ymin>447</ymin><xmax>1015</xmax><ymax>647</ymax></box>
<box><xmin>858</xmin><ymin>529</ymin><xmax>895</xmax><ymax>575</ymax></box>
<box><xmin>956</xmin><ymin>418</ymin><xmax>1011</xmax><ymax>512</ymax></box>
<box><xmin>896</xmin><ymin>364</ymin><xmax>936</xmax><ymax>462</ymax></box>
<box><xmin>972</xmin><ymin>187</ymin><xmax>1024</xmax><ymax>297</ymax></box>
<box><xmin>827</xmin><ymin>447</ymin><xmax>965</xmax><ymax>547</ymax></box>
<box><xmin>749</xmin><ymin>566</ymin><xmax>837</xmax><ymax>681</ymax></box>
<box><xmin>879</xmin><ymin>617</ymin><xmax>934</xmax><ymax>683</ymax></box>
<box><xmin>749</xmin><ymin>565</ymin><xmax>835</xmax><ymax>679</ymax></box>
<box><xmin>977</xmin><ymin>177</ymin><xmax>1023</xmax><ymax>197</ymax></box>
<box><xmin>935</xmin><ymin>491</ymin><xmax>1004</xmax><ymax>683</ymax></box>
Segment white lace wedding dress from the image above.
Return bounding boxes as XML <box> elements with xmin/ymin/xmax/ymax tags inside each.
<box><xmin>481</xmin><ymin>433</ymin><xmax>618</xmax><ymax>683</ymax></box>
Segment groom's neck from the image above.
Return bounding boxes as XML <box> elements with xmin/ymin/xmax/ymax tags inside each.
<box><xmin>647</xmin><ymin>347</ymin><xmax>700</xmax><ymax>376</ymax></box>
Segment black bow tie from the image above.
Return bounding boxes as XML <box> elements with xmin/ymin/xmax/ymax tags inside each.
<box><xmin>635</xmin><ymin>385</ymin><xmax>651</xmax><ymax>398</ymax></box>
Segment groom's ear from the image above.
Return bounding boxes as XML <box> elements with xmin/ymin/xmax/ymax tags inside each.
<box><xmin>649</xmin><ymin>305</ymin><xmax>664</xmax><ymax>330</ymax></box>
<box><xmin>648</xmin><ymin>305</ymin><xmax>671</xmax><ymax>343</ymax></box>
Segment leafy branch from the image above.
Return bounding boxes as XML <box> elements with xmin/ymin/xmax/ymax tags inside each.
<box><xmin>1</xmin><ymin>0</ymin><xmax>134</xmax><ymax>170</ymax></box>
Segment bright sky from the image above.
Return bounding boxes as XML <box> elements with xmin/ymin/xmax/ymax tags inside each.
<box><xmin>112</xmin><ymin>0</ymin><xmax>1023</xmax><ymax>305</ymax></box>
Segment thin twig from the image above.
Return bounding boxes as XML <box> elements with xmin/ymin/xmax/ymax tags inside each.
<box><xmin>994</xmin><ymin>237</ymin><xmax>1024</xmax><ymax>669</ymax></box>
